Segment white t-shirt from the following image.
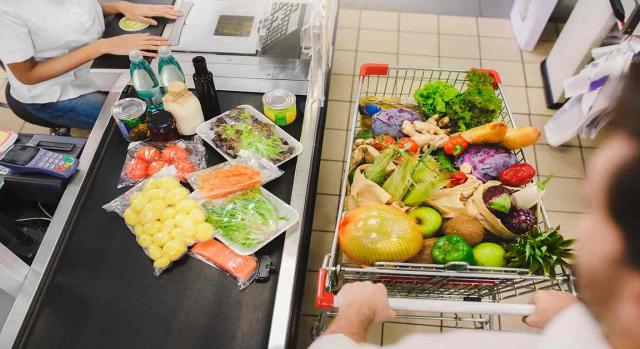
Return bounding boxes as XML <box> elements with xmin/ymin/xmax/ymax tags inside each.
<box><xmin>0</xmin><ymin>0</ymin><xmax>104</xmax><ymax>104</ymax></box>
<box><xmin>310</xmin><ymin>303</ymin><xmax>610</xmax><ymax>349</ymax></box>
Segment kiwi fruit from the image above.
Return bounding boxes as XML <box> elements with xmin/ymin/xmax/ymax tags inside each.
<box><xmin>442</xmin><ymin>214</ymin><xmax>485</xmax><ymax>246</ymax></box>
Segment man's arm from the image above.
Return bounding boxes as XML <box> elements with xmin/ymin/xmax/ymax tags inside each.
<box><xmin>322</xmin><ymin>282</ymin><xmax>395</xmax><ymax>342</ymax></box>
<box><xmin>524</xmin><ymin>290</ymin><xmax>579</xmax><ymax>328</ymax></box>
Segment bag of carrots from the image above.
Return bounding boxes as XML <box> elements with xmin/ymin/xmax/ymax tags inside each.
<box><xmin>187</xmin><ymin>156</ymin><xmax>282</xmax><ymax>200</ymax></box>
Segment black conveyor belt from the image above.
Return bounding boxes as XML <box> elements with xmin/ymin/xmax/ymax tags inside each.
<box><xmin>15</xmin><ymin>92</ymin><xmax>308</xmax><ymax>349</ymax></box>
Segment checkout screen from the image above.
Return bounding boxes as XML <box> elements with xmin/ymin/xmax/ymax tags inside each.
<box><xmin>2</xmin><ymin>145</ymin><xmax>39</xmax><ymax>166</ymax></box>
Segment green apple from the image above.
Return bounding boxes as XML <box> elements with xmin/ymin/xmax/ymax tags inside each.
<box><xmin>408</xmin><ymin>207</ymin><xmax>442</xmax><ymax>238</ymax></box>
<box><xmin>473</xmin><ymin>243</ymin><xmax>506</xmax><ymax>267</ymax></box>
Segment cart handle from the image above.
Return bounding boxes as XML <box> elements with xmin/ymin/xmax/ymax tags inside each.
<box><xmin>359</xmin><ymin>63</ymin><xmax>390</xmax><ymax>77</ymax></box>
<box><xmin>315</xmin><ymin>268</ymin><xmax>534</xmax><ymax>316</ymax></box>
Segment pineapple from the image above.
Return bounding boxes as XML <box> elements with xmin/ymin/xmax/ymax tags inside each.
<box><xmin>504</xmin><ymin>226</ymin><xmax>575</xmax><ymax>277</ymax></box>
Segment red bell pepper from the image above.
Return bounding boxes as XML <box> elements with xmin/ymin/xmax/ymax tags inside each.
<box><xmin>372</xmin><ymin>135</ymin><xmax>395</xmax><ymax>151</ymax></box>
<box><xmin>443</xmin><ymin>135</ymin><xmax>469</xmax><ymax>156</ymax></box>
<box><xmin>499</xmin><ymin>163</ymin><xmax>536</xmax><ymax>186</ymax></box>
<box><xmin>448</xmin><ymin>172</ymin><xmax>468</xmax><ymax>188</ymax></box>
<box><xmin>397</xmin><ymin>137</ymin><xmax>419</xmax><ymax>154</ymax></box>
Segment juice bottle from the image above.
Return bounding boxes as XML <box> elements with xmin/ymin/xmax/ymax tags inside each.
<box><xmin>129</xmin><ymin>50</ymin><xmax>163</xmax><ymax>113</ymax></box>
<box><xmin>162</xmin><ymin>81</ymin><xmax>205</xmax><ymax>136</ymax></box>
<box><xmin>158</xmin><ymin>46</ymin><xmax>185</xmax><ymax>89</ymax></box>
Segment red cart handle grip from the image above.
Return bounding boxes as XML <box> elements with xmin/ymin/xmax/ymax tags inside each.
<box><xmin>359</xmin><ymin>63</ymin><xmax>389</xmax><ymax>77</ymax></box>
<box><xmin>471</xmin><ymin>67</ymin><xmax>502</xmax><ymax>89</ymax></box>
<box><xmin>315</xmin><ymin>268</ymin><xmax>335</xmax><ymax>310</ymax></box>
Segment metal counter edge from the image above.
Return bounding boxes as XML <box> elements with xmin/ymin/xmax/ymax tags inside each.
<box><xmin>0</xmin><ymin>73</ymin><xmax>131</xmax><ymax>348</ymax></box>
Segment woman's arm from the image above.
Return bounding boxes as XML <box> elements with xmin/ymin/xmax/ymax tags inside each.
<box><xmin>8</xmin><ymin>34</ymin><xmax>170</xmax><ymax>85</ymax></box>
<box><xmin>101</xmin><ymin>1</ymin><xmax>180</xmax><ymax>25</ymax></box>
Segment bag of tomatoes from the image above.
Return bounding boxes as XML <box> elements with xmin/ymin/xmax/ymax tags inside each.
<box><xmin>118</xmin><ymin>136</ymin><xmax>207</xmax><ymax>188</ymax></box>
<box><xmin>103</xmin><ymin>170</ymin><xmax>216</xmax><ymax>276</ymax></box>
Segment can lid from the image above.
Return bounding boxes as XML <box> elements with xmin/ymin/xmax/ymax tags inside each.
<box><xmin>262</xmin><ymin>89</ymin><xmax>295</xmax><ymax>109</ymax></box>
<box><xmin>112</xmin><ymin>98</ymin><xmax>147</xmax><ymax>120</ymax></box>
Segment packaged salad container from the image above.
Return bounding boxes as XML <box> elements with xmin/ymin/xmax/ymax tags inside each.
<box><xmin>196</xmin><ymin>105</ymin><xmax>303</xmax><ymax>166</ymax></box>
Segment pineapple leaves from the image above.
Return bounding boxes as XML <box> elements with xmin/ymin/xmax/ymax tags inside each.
<box><xmin>505</xmin><ymin>226</ymin><xmax>574</xmax><ymax>277</ymax></box>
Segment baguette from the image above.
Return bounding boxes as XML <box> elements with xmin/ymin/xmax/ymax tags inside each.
<box><xmin>501</xmin><ymin>127</ymin><xmax>541</xmax><ymax>150</ymax></box>
<box><xmin>461</xmin><ymin>121</ymin><xmax>508</xmax><ymax>144</ymax></box>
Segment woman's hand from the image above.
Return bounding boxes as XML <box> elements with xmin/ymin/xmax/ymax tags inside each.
<box><xmin>118</xmin><ymin>1</ymin><xmax>181</xmax><ymax>26</ymax></box>
<box><xmin>97</xmin><ymin>33</ymin><xmax>171</xmax><ymax>57</ymax></box>
<box><xmin>524</xmin><ymin>290</ymin><xmax>579</xmax><ymax>329</ymax></box>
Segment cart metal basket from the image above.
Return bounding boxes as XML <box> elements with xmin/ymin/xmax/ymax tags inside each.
<box><xmin>313</xmin><ymin>64</ymin><xmax>576</xmax><ymax>336</ymax></box>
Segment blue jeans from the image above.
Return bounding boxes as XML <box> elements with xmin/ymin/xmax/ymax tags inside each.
<box><xmin>20</xmin><ymin>92</ymin><xmax>107</xmax><ymax>129</ymax></box>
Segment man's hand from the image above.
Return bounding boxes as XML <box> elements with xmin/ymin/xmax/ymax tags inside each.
<box><xmin>324</xmin><ymin>282</ymin><xmax>395</xmax><ymax>342</ymax></box>
<box><xmin>118</xmin><ymin>1</ymin><xmax>181</xmax><ymax>26</ymax></box>
<box><xmin>96</xmin><ymin>34</ymin><xmax>171</xmax><ymax>57</ymax></box>
<box><xmin>524</xmin><ymin>290</ymin><xmax>578</xmax><ymax>329</ymax></box>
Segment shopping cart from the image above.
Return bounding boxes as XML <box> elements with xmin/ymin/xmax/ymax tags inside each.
<box><xmin>313</xmin><ymin>64</ymin><xmax>576</xmax><ymax>336</ymax></box>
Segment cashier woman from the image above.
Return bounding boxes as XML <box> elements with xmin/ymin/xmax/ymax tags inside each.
<box><xmin>310</xmin><ymin>66</ymin><xmax>640</xmax><ymax>348</ymax></box>
<box><xmin>0</xmin><ymin>1</ymin><xmax>179</xmax><ymax>129</ymax></box>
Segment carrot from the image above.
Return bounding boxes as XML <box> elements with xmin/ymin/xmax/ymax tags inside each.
<box><xmin>191</xmin><ymin>239</ymin><xmax>258</xmax><ymax>282</ymax></box>
<box><xmin>197</xmin><ymin>164</ymin><xmax>262</xmax><ymax>198</ymax></box>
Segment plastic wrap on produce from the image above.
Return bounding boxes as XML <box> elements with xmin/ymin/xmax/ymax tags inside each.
<box><xmin>104</xmin><ymin>168</ymin><xmax>215</xmax><ymax>276</ymax></box>
<box><xmin>190</xmin><ymin>239</ymin><xmax>259</xmax><ymax>289</ymax></box>
<box><xmin>117</xmin><ymin>136</ymin><xmax>207</xmax><ymax>188</ymax></box>
<box><xmin>187</xmin><ymin>155</ymin><xmax>283</xmax><ymax>200</ymax></box>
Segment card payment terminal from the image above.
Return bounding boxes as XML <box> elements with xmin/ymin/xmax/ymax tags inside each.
<box><xmin>0</xmin><ymin>144</ymin><xmax>78</xmax><ymax>179</ymax></box>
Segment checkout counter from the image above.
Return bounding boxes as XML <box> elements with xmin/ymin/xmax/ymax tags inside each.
<box><xmin>0</xmin><ymin>0</ymin><xmax>338</xmax><ymax>347</ymax></box>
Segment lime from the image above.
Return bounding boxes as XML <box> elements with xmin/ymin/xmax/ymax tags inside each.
<box><xmin>473</xmin><ymin>243</ymin><xmax>506</xmax><ymax>267</ymax></box>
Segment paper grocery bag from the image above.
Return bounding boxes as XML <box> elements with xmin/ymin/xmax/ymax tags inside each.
<box><xmin>425</xmin><ymin>174</ymin><xmax>481</xmax><ymax>218</ymax></box>
<box><xmin>345</xmin><ymin>164</ymin><xmax>392</xmax><ymax>210</ymax></box>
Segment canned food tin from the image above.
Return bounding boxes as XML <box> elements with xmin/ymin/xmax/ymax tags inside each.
<box><xmin>112</xmin><ymin>98</ymin><xmax>150</xmax><ymax>141</ymax></box>
<box><xmin>262</xmin><ymin>89</ymin><xmax>296</xmax><ymax>126</ymax></box>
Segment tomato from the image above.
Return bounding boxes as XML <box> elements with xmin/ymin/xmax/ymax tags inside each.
<box><xmin>499</xmin><ymin>163</ymin><xmax>536</xmax><ymax>186</ymax></box>
<box><xmin>443</xmin><ymin>135</ymin><xmax>469</xmax><ymax>156</ymax></box>
<box><xmin>161</xmin><ymin>145</ymin><xmax>189</xmax><ymax>163</ymax></box>
<box><xmin>372</xmin><ymin>135</ymin><xmax>395</xmax><ymax>151</ymax></box>
<box><xmin>147</xmin><ymin>160</ymin><xmax>168</xmax><ymax>177</ymax></box>
<box><xmin>135</xmin><ymin>146</ymin><xmax>161</xmax><ymax>162</ymax></box>
<box><xmin>174</xmin><ymin>160</ymin><xmax>196</xmax><ymax>181</ymax></box>
<box><xmin>125</xmin><ymin>158</ymin><xmax>149</xmax><ymax>180</ymax></box>
<box><xmin>397</xmin><ymin>137</ymin><xmax>419</xmax><ymax>154</ymax></box>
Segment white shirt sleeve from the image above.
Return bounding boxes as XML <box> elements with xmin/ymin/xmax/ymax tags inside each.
<box><xmin>0</xmin><ymin>7</ymin><xmax>35</xmax><ymax>64</ymax></box>
<box><xmin>537</xmin><ymin>303</ymin><xmax>610</xmax><ymax>349</ymax></box>
<box><xmin>310</xmin><ymin>329</ymin><xmax>540</xmax><ymax>349</ymax></box>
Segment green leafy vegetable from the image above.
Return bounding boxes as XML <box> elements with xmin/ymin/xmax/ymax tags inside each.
<box><xmin>364</xmin><ymin>146</ymin><xmax>398</xmax><ymax>185</ymax></box>
<box><xmin>413</xmin><ymin>80</ymin><xmax>459</xmax><ymax>116</ymax></box>
<box><xmin>383</xmin><ymin>152</ymin><xmax>419</xmax><ymax>201</ymax></box>
<box><xmin>505</xmin><ymin>226</ymin><xmax>575</xmax><ymax>277</ymax></box>
<box><xmin>205</xmin><ymin>188</ymin><xmax>280</xmax><ymax>248</ymax></box>
<box><xmin>413</xmin><ymin>70</ymin><xmax>502</xmax><ymax>132</ymax></box>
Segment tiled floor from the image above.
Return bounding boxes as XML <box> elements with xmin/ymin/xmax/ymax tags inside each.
<box><xmin>296</xmin><ymin>9</ymin><xmax>604</xmax><ymax>348</ymax></box>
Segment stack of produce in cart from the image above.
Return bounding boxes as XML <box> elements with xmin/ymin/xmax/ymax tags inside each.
<box><xmin>339</xmin><ymin>69</ymin><xmax>575</xmax><ymax>277</ymax></box>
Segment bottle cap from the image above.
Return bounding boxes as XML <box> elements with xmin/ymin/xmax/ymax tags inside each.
<box><xmin>128</xmin><ymin>50</ymin><xmax>143</xmax><ymax>61</ymax></box>
<box><xmin>167</xmin><ymin>81</ymin><xmax>187</xmax><ymax>94</ymax></box>
<box><xmin>192</xmin><ymin>56</ymin><xmax>209</xmax><ymax>75</ymax></box>
<box><xmin>158</xmin><ymin>46</ymin><xmax>171</xmax><ymax>56</ymax></box>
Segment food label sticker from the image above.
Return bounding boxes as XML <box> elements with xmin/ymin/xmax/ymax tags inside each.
<box><xmin>119</xmin><ymin>17</ymin><xmax>149</xmax><ymax>32</ymax></box>
<box><xmin>274</xmin><ymin>112</ymin><xmax>287</xmax><ymax>126</ymax></box>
